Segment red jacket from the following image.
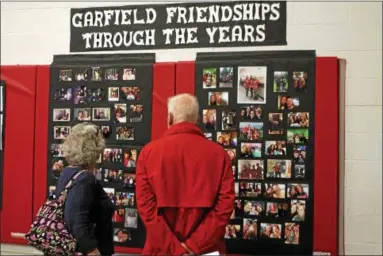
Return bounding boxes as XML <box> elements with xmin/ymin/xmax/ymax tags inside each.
<box><xmin>136</xmin><ymin>122</ymin><xmax>235</xmax><ymax>255</ymax></box>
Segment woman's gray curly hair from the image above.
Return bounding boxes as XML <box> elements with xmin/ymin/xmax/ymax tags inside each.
<box><xmin>62</xmin><ymin>123</ymin><xmax>105</xmax><ymax>167</ymax></box>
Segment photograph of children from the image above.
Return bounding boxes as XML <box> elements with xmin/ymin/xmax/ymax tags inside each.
<box><xmin>87</xmin><ymin>88</ymin><xmax>106</xmax><ymax>103</ymax></box>
<box><xmin>108</xmin><ymin>87</ymin><xmax>120</xmax><ymax>101</ymax></box>
<box><xmin>294</xmin><ymin>164</ymin><xmax>305</xmax><ymax>178</ymax></box>
<box><xmin>123</xmin><ymin>173</ymin><xmax>136</xmax><ymax>188</ymax></box>
<box><xmin>243</xmin><ymin>219</ymin><xmax>257</xmax><ymax>240</ymax></box>
<box><xmin>114</xmin><ymin>104</ymin><xmax>127</xmax><ymax>123</ymax></box>
<box><xmin>123</xmin><ymin>68</ymin><xmax>136</xmax><ymax>80</ymax></box>
<box><xmin>125</xmin><ymin>208</ymin><xmax>138</xmax><ymax>228</ymax></box>
<box><xmin>287</xmin><ymin>184</ymin><xmax>309</xmax><ymax>199</ymax></box>
<box><xmin>51</xmin><ymin>143</ymin><xmax>64</xmax><ymax>157</ymax></box>
<box><xmin>53</xmin><ymin>108</ymin><xmax>70</xmax><ymax>122</ymax></box>
<box><xmin>123</xmin><ymin>149</ymin><xmax>137</xmax><ymax>167</ymax></box>
<box><xmin>114</xmin><ymin>228</ymin><xmax>132</xmax><ymax>243</ymax></box>
<box><xmin>225</xmin><ymin>149</ymin><xmax>236</xmax><ymax>163</ymax></box>
<box><xmin>208</xmin><ymin>92</ymin><xmax>229</xmax><ymax>106</ymax></box>
<box><xmin>204</xmin><ymin>133</ymin><xmax>212</xmax><ymax>140</ymax></box>
<box><xmin>260</xmin><ymin>223</ymin><xmax>282</xmax><ymax>239</ymax></box>
<box><xmin>285</xmin><ymin>223</ymin><xmax>300</xmax><ymax>245</ymax></box>
<box><xmin>293</xmin><ymin>146</ymin><xmax>306</xmax><ymax>163</ymax></box>
<box><xmin>287</xmin><ymin>129</ymin><xmax>309</xmax><ymax>144</ymax></box>
<box><xmin>74</xmin><ymin>68</ymin><xmax>88</xmax><ymax>81</ymax></box>
<box><xmin>265</xmin><ymin>141</ymin><xmax>286</xmax><ymax>156</ymax></box>
<box><xmin>103</xmin><ymin>169</ymin><xmax>122</xmax><ymax>183</ymax></box>
<box><xmin>239</xmin><ymin>122</ymin><xmax>264</xmax><ymax>141</ymax></box>
<box><xmin>116</xmin><ymin>127</ymin><xmax>135</xmax><ymax>141</ymax></box>
<box><xmin>91</xmin><ymin>67</ymin><xmax>101</xmax><ymax>81</ymax></box>
<box><xmin>116</xmin><ymin>192</ymin><xmax>136</xmax><ymax>207</ymax></box>
<box><xmin>48</xmin><ymin>186</ymin><xmax>56</xmax><ymax>200</ymax></box>
<box><xmin>59</xmin><ymin>69</ymin><xmax>72</xmax><ymax>81</ymax></box>
<box><xmin>216</xmin><ymin>131</ymin><xmax>237</xmax><ymax>147</ymax></box>
<box><xmin>291</xmin><ymin>200</ymin><xmax>306</xmax><ymax>222</ymax></box>
<box><xmin>222</xmin><ymin>111</ymin><xmax>236</xmax><ymax>130</ymax></box>
<box><xmin>263</xmin><ymin>183</ymin><xmax>286</xmax><ymax>199</ymax></box>
<box><xmin>238</xmin><ymin>160</ymin><xmax>264</xmax><ymax>180</ymax></box>
<box><xmin>92</xmin><ymin>107</ymin><xmax>111</xmax><ymax>121</ymax></box>
<box><xmin>243</xmin><ymin>200</ymin><xmax>264</xmax><ymax>217</ymax></box>
<box><xmin>238</xmin><ymin>66</ymin><xmax>267</xmax><ymax>104</ymax></box>
<box><xmin>202</xmin><ymin>109</ymin><xmax>216</xmax><ymax>131</ymax></box>
<box><xmin>266</xmin><ymin>160</ymin><xmax>292</xmax><ymax>179</ymax></box>
<box><xmin>240</xmin><ymin>143</ymin><xmax>262</xmax><ymax>158</ymax></box>
<box><xmin>74</xmin><ymin>85</ymin><xmax>88</xmax><ymax>104</ymax></box>
<box><xmin>239</xmin><ymin>182</ymin><xmax>262</xmax><ymax>197</ymax></box>
<box><xmin>103</xmin><ymin>148</ymin><xmax>123</xmax><ymax>163</ymax></box>
<box><xmin>52</xmin><ymin>159</ymin><xmax>65</xmax><ymax>178</ymax></box>
<box><xmin>224</xmin><ymin>225</ymin><xmax>241</xmax><ymax>239</ymax></box>
<box><xmin>129</xmin><ymin>104</ymin><xmax>144</xmax><ymax>123</ymax></box>
<box><xmin>120</xmin><ymin>87</ymin><xmax>140</xmax><ymax>100</ymax></box>
<box><xmin>219</xmin><ymin>67</ymin><xmax>233</xmax><ymax>88</ymax></box>
<box><xmin>278</xmin><ymin>96</ymin><xmax>300</xmax><ymax>111</ymax></box>
<box><xmin>266</xmin><ymin>202</ymin><xmax>289</xmax><ymax>218</ymax></box>
<box><xmin>293</xmin><ymin>72</ymin><xmax>307</xmax><ymax>92</ymax></box>
<box><xmin>104</xmin><ymin>188</ymin><xmax>116</xmax><ymax>204</ymax></box>
<box><xmin>104</xmin><ymin>68</ymin><xmax>119</xmax><ymax>81</ymax></box>
<box><xmin>53</xmin><ymin>126</ymin><xmax>71</xmax><ymax>139</ymax></box>
<box><xmin>113</xmin><ymin>209</ymin><xmax>125</xmax><ymax>223</ymax></box>
<box><xmin>202</xmin><ymin>68</ymin><xmax>217</xmax><ymax>89</ymax></box>
<box><xmin>74</xmin><ymin>108</ymin><xmax>91</xmax><ymax>121</ymax></box>
<box><xmin>268</xmin><ymin>113</ymin><xmax>284</xmax><ymax>135</ymax></box>
<box><xmin>54</xmin><ymin>88</ymin><xmax>72</xmax><ymax>103</ymax></box>
<box><xmin>273</xmin><ymin>71</ymin><xmax>288</xmax><ymax>92</ymax></box>
<box><xmin>239</xmin><ymin>106</ymin><xmax>262</xmax><ymax>121</ymax></box>
<box><xmin>99</xmin><ymin>125</ymin><xmax>112</xmax><ymax>139</ymax></box>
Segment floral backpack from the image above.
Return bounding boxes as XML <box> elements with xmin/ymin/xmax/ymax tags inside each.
<box><xmin>25</xmin><ymin>170</ymin><xmax>86</xmax><ymax>255</ymax></box>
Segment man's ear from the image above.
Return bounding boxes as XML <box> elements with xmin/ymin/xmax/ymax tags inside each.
<box><xmin>168</xmin><ymin>113</ymin><xmax>174</xmax><ymax>127</ymax></box>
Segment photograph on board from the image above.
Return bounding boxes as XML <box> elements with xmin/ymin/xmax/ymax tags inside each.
<box><xmin>238</xmin><ymin>66</ymin><xmax>267</xmax><ymax>104</ymax></box>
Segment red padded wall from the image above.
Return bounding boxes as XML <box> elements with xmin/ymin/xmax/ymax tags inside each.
<box><xmin>0</xmin><ymin>66</ymin><xmax>37</xmax><ymax>244</ymax></box>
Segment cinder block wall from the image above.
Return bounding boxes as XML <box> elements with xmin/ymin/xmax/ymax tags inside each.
<box><xmin>1</xmin><ymin>2</ymin><xmax>382</xmax><ymax>255</ymax></box>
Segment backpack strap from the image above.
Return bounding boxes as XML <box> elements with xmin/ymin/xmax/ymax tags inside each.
<box><xmin>57</xmin><ymin>170</ymin><xmax>87</xmax><ymax>204</ymax></box>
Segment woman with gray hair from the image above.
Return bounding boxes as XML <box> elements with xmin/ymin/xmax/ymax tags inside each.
<box><xmin>56</xmin><ymin>123</ymin><xmax>115</xmax><ymax>256</ymax></box>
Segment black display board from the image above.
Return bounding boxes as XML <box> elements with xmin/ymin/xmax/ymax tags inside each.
<box><xmin>0</xmin><ymin>80</ymin><xmax>5</xmax><ymax>210</ymax></box>
<box><xmin>195</xmin><ymin>50</ymin><xmax>315</xmax><ymax>255</ymax></box>
<box><xmin>47</xmin><ymin>53</ymin><xmax>155</xmax><ymax>248</ymax></box>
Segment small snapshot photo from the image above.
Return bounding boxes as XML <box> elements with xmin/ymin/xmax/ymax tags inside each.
<box><xmin>117</xmin><ymin>192</ymin><xmax>136</xmax><ymax>207</ymax></box>
<box><xmin>53</xmin><ymin>108</ymin><xmax>70</xmax><ymax>122</ymax></box>
<box><xmin>116</xmin><ymin>127</ymin><xmax>135</xmax><ymax>141</ymax></box>
<box><xmin>104</xmin><ymin>169</ymin><xmax>122</xmax><ymax>183</ymax></box>
<box><xmin>263</xmin><ymin>183</ymin><xmax>286</xmax><ymax>199</ymax></box>
<box><xmin>122</xmin><ymin>68</ymin><xmax>136</xmax><ymax>80</ymax></box>
<box><xmin>238</xmin><ymin>160</ymin><xmax>264</xmax><ymax>180</ymax></box>
<box><xmin>51</xmin><ymin>143</ymin><xmax>64</xmax><ymax>157</ymax></box>
<box><xmin>243</xmin><ymin>200</ymin><xmax>265</xmax><ymax>217</ymax></box>
<box><xmin>52</xmin><ymin>159</ymin><xmax>65</xmax><ymax>178</ymax></box>
<box><xmin>239</xmin><ymin>122</ymin><xmax>264</xmax><ymax>141</ymax></box>
<box><xmin>239</xmin><ymin>182</ymin><xmax>262</xmax><ymax>197</ymax></box>
<box><xmin>104</xmin><ymin>187</ymin><xmax>116</xmax><ymax>203</ymax></box>
<box><xmin>59</xmin><ymin>69</ymin><xmax>72</xmax><ymax>81</ymax></box>
<box><xmin>287</xmin><ymin>183</ymin><xmax>309</xmax><ymax>199</ymax></box>
<box><xmin>231</xmin><ymin>200</ymin><xmax>242</xmax><ymax>219</ymax></box>
<box><xmin>202</xmin><ymin>109</ymin><xmax>216</xmax><ymax>131</ymax></box>
<box><xmin>74</xmin><ymin>108</ymin><xmax>91</xmax><ymax>121</ymax></box>
<box><xmin>93</xmin><ymin>107</ymin><xmax>111</xmax><ymax>121</ymax></box>
<box><xmin>74</xmin><ymin>68</ymin><xmax>88</xmax><ymax>81</ymax></box>
<box><xmin>123</xmin><ymin>148</ymin><xmax>138</xmax><ymax>167</ymax></box>
<box><xmin>273</xmin><ymin>71</ymin><xmax>288</xmax><ymax>92</ymax></box>
<box><xmin>265</xmin><ymin>141</ymin><xmax>287</xmax><ymax>156</ymax></box>
<box><xmin>240</xmin><ymin>143</ymin><xmax>262</xmax><ymax>158</ymax></box>
<box><xmin>123</xmin><ymin>173</ymin><xmax>136</xmax><ymax>188</ymax></box>
<box><xmin>104</xmin><ymin>68</ymin><xmax>119</xmax><ymax>81</ymax></box>
<box><xmin>222</xmin><ymin>111</ymin><xmax>236</xmax><ymax>130</ymax></box>
<box><xmin>204</xmin><ymin>133</ymin><xmax>212</xmax><ymax>140</ymax></box>
<box><xmin>113</xmin><ymin>209</ymin><xmax>125</xmax><ymax>223</ymax></box>
<box><xmin>74</xmin><ymin>85</ymin><xmax>88</xmax><ymax>104</ymax></box>
<box><xmin>108</xmin><ymin>87</ymin><xmax>120</xmax><ymax>101</ymax></box>
<box><xmin>268</xmin><ymin>113</ymin><xmax>284</xmax><ymax>135</ymax></box>
<box><xmin>225</xmin><ymin>225</ymin><xmax>241</xmax><ymax>239</ymax></box>
<box><xmin>293</xmin><ymin>146</ymin><xmax>306</xmax><ymax>163</ymax></box>
<box><xmin>285</xmin><ymin>222</ymin><xmax>300</xmax><ymax>245</ymax></box>
<box><xmin>225</xmin><ymin>149</ymin><xmax>237</xmax><ymax>163</ymax></box>
<box><xmin>238</xmin><ymin>66</ymin><xmax>267</xmax><ymax>104</ymax></box>
<box><xmin>114</xmin><ymin>228</ymin><xmax>132</xmax><ymax>243</ymax></box>
<box><xmin>129</xmin><ymin>104</ymin><xmax>144</xmax><ymax>123</ymax></box>
<box><xmin>288</xmin><ymin>112</ymin><xmax>310</xmax><ymax>128</ymax></box>
<box><xmin>243</xmin><ymin>219</ymin><xmax>257</xmax><ymax>240</ymax></box>
<box><xmin>239</xmin><ymin>106</ymin><xmax>263</xmax><ymax>121</ymax></box>
<box><xmin>114</xmin><ymin>104</ymin><xmax>127</xmax><ymax>123</ymax></box>
<box><xmin>287</xmin><ymin>129</ymin><xmax>309</xmax><ymax>144</ymax></box>
<box><xmin>54</xmin><ymin>88</ymin><xmax>72</xmax><ymax>103</ymax></box>
<box><xmin>99</xmin><ymin>125</ymin><xmax>112</xmax><ymax>139</ymax></box>
<box><xmin>266</xmin><ymin>202</ymin><xmax>289</xmax><ymax>218</ymax></box>
<box><xmin>125</xmin><ymin>208</ymin><xmax>138</xmax><ymax>228</ymax></box>
<box><xmin>87</xmin><ymin>88</ymin><xmax>106</xmax><ymax>102</ymax></box>
<box><xmin>278</xmin><ymin>96</ymin><xmax>299</xmax><ymax>111</ymax></box>
<box><xmin>219</xmin><ymin>67</ymin><xmax>233</xmax><ymax>88</ymax></box>
<box><xmin>216</xmin><ymin>131</ymin><xmax>237</xmax><ymax>147</ymax></box>
<box><xmin>260</xmin><ymin>223</ymin><xmax>282</xmax><ymax>239</ymax></box>
<box><xmin>291</xmin><ymin>200</ymin><xmax>306</xmax><ymax>222</ymax></box>
<box><xmin>208</xmin><ymin>92</ymin><xmax>229</xmax><ymax>106</ymax></box>
<box><xmin>53</xmin><ymin>126</ymin><xmax>71</xmax><ymax>139</ymax></box>
<box><xmin>266</xmin><ymin>160</ymin><xmax>292</xmax><ymax>179</ymax></box>
<box><xmin>202</xmin><ymin>68</ymin><xmax>217</xmax><ymax>89</ymax></box>
<box><xmin>120</xmin><ymin>87</ymin><xmax>140</xmax><ymax>100</ymax></box>
<box><xmin>103</xmin><ymin>148</ymin><xmax>123</xmax><ymax>163</ymax></box>
<box><xmin>48</xmin><ymin>186</ymin><xmax>56</xmax><ymax>200</ymax></box>
<box><xmin>294</xmin><ymin>165</ymin><xmax>305</xmax><ymax>179</ymax></box>
<box><xmin>91</xmin><ymin>67</ymin><xmax>102</xmax><ymax>81</ymax></box>
<box><xmin>293</xmin><ymin>72</ymin><xmax>308</xmax><ymax>92</ymax></box>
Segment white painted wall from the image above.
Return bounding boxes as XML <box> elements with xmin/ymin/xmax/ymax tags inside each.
<box><xmin>1</xmin><ymin>1</ymin><xmax>382</xmax><ymax>255</ymax></box>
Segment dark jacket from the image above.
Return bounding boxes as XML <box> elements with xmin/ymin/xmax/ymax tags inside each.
<box><xmin>56</xmin><ymin>167</ymin><xmax>115</xmax><ymax>255</ymax></box>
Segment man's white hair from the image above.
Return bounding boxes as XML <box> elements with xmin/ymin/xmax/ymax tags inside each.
<box><xmin>168</xmin><ymin>93</ymin><xmax>199</xmax><ymax>123</ymax></box>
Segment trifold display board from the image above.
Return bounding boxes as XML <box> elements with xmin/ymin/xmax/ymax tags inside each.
<box><xmin>48</xmin><ymin>53</ymin><xmax>155</xmax><ymax>248</ymax></box>
<box><xmin>0</xmin><ymin>80</ymin><xmax>4</xmax><ymax>210</ymax></box>
<box><xmin>195</xmin><ymin>50</ymin><xmax>315</xmax><ymax>255</ymax></box>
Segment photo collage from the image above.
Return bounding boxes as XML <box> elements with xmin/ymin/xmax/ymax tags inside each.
<box><xmin>200</xmin><ymin>66</ymin><xmax>312</xmax><ymax>247</ymax></box>
<box><xmin>48</xmin><ymin>65</ymin><xmax>151</xmax><ymax>247</ymax></box>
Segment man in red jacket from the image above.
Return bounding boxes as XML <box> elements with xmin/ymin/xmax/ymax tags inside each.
<box><xmin>136</xmin><ymin>93</ymin><xmax>235</xmax><ymax>255</ymax></box>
